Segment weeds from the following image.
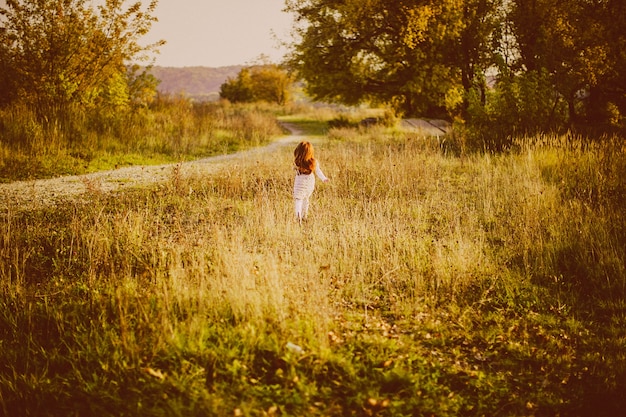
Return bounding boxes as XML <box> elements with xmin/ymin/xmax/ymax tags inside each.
<box><xmin>0</xmin><ymin>115</ymin><xmax>625</xmax><ymax>416</ymax></box>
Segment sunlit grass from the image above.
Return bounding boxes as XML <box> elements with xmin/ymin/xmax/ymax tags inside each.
<box><xmin>0</xmin><ymin>100</ymin><xmax>284</xmax><ymax>182</ymax></box>
<box><xmin>1</xmin><ymin>116</ymin><xmax>625</xmax><ymax>416</ymax></box>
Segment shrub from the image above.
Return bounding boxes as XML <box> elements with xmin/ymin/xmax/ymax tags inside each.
<box><xmin>465</xmin><ymin>69</ymin><xmax>569</xmax><ymax>151</ymax></box>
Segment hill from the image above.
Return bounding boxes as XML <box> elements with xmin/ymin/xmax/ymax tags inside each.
<box><xmin>149</xmin><ymin>65</ymin><xmax>243</xmax><ymax>101</ymax></box>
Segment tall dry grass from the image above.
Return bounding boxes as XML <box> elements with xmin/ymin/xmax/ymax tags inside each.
<box><xmin>0</xmin><ymin>99</ymin><xmax>284</xmax><ymax>181</ymax></box>
<box><xmin>1</xmin><ymin>121</ymin><xmax>625</xmax><ymax>416</ymax></box>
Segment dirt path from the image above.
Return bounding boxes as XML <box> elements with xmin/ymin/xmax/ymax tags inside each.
<box><xmin>0</xmin><ymin>123</ymin><xmax>304</xmax><ymax>208</ymax></box>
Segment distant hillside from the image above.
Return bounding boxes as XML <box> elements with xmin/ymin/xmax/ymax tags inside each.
<box><xmin>149</xmin><ymin>66</ymin><xmax>243</xmax><ymax>101</ymax></box>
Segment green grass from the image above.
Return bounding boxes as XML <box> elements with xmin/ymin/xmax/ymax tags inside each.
<box><xmin>0</xmin><ymin>100</ymin><xmax>284</xmax><ymax>182</ymax></box>
<box><xmin>1</xmin><ymin>115</ymin><xmax>625</xmax><ymax>416</ymax></box>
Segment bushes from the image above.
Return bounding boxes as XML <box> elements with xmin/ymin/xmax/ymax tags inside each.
<box><xmin>219</xmin><ymin>65</ymin><xmax>295</xmax><ymax>105</ymax></box>
<box><xmin>463</xmin><ymin>70</ymin><xmax>570</xmax><ymax>151</ymax></box>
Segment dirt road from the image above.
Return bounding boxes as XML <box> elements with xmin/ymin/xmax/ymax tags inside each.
<box><xmin>0</xmin><ymin>123</ymin><xmax>304</xmax><ymax>208</ymax></box>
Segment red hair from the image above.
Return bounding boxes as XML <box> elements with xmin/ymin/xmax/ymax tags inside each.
<box><xmin>294</xmin><ymin>141</ymin><xmax>316</xmax><ymax>175</ymax></box>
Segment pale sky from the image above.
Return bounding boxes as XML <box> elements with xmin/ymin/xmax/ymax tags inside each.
<box><xmin>0</xmin><ymin>0</ymin><xmax>293</xmax><ymax>67</ymax></box>
<box><xmin>142</xmin><ymin>0</ymin><xmax>294</xmax><ymax>67</ymax></box>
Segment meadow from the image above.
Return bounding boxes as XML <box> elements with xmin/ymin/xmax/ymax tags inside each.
<box><xmin>0</xmin><ymin>99</ymin><xmax>284</xmax><ymax>182</ymax></box>
<box><xmin>1</xmin><ymin>107</ymin><xmax>625</xmax><ymax>416</ymax></box>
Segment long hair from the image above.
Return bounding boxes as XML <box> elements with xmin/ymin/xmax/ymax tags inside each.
<box><xmin>294</xmin><ymin>141</ymin><xmax>316</xmax><ymax>175</ymax></box>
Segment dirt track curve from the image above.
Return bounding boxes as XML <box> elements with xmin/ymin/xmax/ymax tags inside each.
<box><xmin>0</xmin><ymin>123</ymin><xmax>305</xmax><ymax>208</ymax></box>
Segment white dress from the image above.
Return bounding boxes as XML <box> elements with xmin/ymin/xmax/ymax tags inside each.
<box><xmin>293</xmin><ymin>165</ymin><xmax>328</xmax><ymax>200</ymax></box>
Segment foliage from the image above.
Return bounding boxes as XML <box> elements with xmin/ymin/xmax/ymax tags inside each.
<box><xmin>285</xmin><ymin>0</ymin><xmax>626</xmax><ymax>135</ymax></box>
<box><xmin>220</xmin><ymin>67</ymin><xmax>255</xmax><ymax>103</ymax></box>
<box><xmin>0</xmin><ymin>0</ymin><xmax>163</xmax><ymax>119</ymax></box>
<box><xmin>220</xmin><ymin>65</ymin><xmax>295</xmax><ymax>105</ymax></box>
<box><xmin>464</xmin><ymin>69</ymin><xmax>569</xmax><ymax>150</ymax></box>
<box><xmin>284</xmin><ymin>0</ymin><xmax>502</xmax><ymax>117</ymax></box>
<box><xmin>126</xmin><ymin>64</ymin><xmax>161</xmax><ymax>107</ymax></box>
<box><xmin>506</xmin><ymin>0</ymin><xmax>624</xmax><ymax>129</ymax></box>
<box><xmin>1</xmin><ymin>115</ymin><xmax>625</xmax><ymax>416</ymax></box>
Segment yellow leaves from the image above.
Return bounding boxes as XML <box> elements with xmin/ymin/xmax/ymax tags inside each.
<box><xmin>444</xmin><ymin>85</ymin><xmax>465</xmax><ymax>113</ymax></box>
<box><xmin>400</xmin><ymin>0</ymin><xmax>466</xmax><ymax>49</ymax></box>
<box><xmin>402</xmin><ymin>6</ymin><xmax>434</xmax><ymax>49</ymax></box>
<box><xmin>576</xmin><ymin>45</ymin><xmax>610</xmax><ymax>85</ymax></box>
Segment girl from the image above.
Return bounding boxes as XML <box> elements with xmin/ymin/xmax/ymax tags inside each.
<box><xmin>293</xmin><ymin>141</ymin><xmax>329</xmax><ymax>223</ymax></box>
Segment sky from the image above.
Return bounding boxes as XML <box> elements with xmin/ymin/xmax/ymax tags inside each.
<box><xmin>142</xmin><ymin>0</ymin><xmax>294</xmax><ymax>67</ymax></box>
<box><xmin>0</xmin><ymin>0</ymin><xmax>293</xmax><ymax>67</ymax></box>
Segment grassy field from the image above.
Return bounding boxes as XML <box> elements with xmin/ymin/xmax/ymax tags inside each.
<box><xmin>0</xmin><ymin>100</ymin><xmax>285</xmax><ymax>182</ymax></box>
<box><xmin>1</xmin><ymin>111</ymin><xmax>625</xmax><ymax>416</ymax></box>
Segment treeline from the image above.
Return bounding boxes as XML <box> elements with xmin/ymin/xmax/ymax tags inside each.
<box><xmin>286</xmin><ymin>0</ymin><xmax>626</xmax><ymax>146</ymax></box>
<box><xmin>1</xmin><ymin>0</ymin><xmax>624</xmax><ymax>157</ymax></box>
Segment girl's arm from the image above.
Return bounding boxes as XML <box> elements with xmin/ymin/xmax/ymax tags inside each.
<box><xmin>315</xmin><ymin>164</ymin><xmax>329</xmax><ymax>182</ymax></box>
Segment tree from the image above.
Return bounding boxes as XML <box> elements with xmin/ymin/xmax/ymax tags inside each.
<box><xmin>507</xmin><ymin>0</ymin><xmax>621</xmax><ymax>128</ymax></box>
<box><xmin>220</xmin><ymin>64</ymin><xmax>294</xmax><ymax>105</ymax></box>
<box><xmin>454</xmin><ymin>0</ymin><xmax>502</xmax><ymax>112</ymax></box>
<box><xmin>0</xmin><ymin>0</ymin><xmax>163</xmax><ymax>117</ymax></box>
<box><xmin>284</xmin><ymin>0</ymin><xmax>625</xmax><ymax>132</ymax></box>
<box><xmin>126</xmin><ymin>64</ymin><xmax>160</xmax><ymax>107</ymax></box>
<box><xmin>284</xmin><ymin>0</ymin><xmax>502</xmax><ymax>117</ymax></box>
<box><xmin>219</xmin><ymin>67</ymin><xmax>255</xmax><ymax>103</ymax></box>
<box><xmin>249</xmin><ymin>64</ymin><xmax>294</xmax><ymax>105</ymax></box>
<box><xmin>587</xmin><ymin>0</ymin><xmax>626</xmax><ymax>128</ymax></box>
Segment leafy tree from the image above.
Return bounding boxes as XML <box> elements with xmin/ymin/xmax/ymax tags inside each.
<box><xmin>220</xmin><ymin>65</ymin><xmax>294</xmax><ymax>105</ymax></box>
<box><xmin>284</xmin><ymin>0</ymin><xmax>502</xmax><ymax>117</ymax></box>
<box><xmin>126</xmin><ymin>64</ymin><xmax>160</xmax><ymax>107</ymax></box>
<box><xmin>0</xmin><ymin>0</ymin><xmax>163</xmax><ymax>117</ymax></box>
<box><xmin>466</xmin><ymin>68</ymin><xmax>569</xmax><ymax>150</ymax></box>
<box><xmin>249</xmin><ymin>64</ymin><xmax>294</xmax><ymax>105</ymax></box>
<box><xmin>220</xmin><ymin>67</ymin><xmax>255</xmax><ymax>103</ymax></box>
<box><xmin>507</xmin><ymin>0</ymin><xmax>623</xmax><ymax>128</ymax></box>
<box><xmin>454</xmin><ymin>0</ymin><xmax>503</xmax><ymax>112</ymax></box>
<box><xmin>587</xmin><ymin>0</ymin><xmax>626</xmax><ymax>128</ymax></box>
